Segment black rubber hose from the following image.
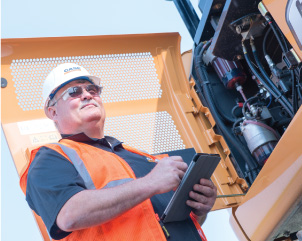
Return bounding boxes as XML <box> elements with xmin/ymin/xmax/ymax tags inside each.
<box><xmin>276</xmin><ymin>22</ymin><xmax>289</xmax><ymax>52</ymax></box>
<box><xmin>291</xmin><ymin>70</ymin><xmax>298</xmax><ymax>114</ymax></box>
<box><xmin>262</xmin><ymin>27</ymin><xmax>271</xmax><ymax>57</ymax></box>
<box><xmin>267</xmin><ymin>17</ymin><xmax>287</xmax><ymax>54</ymax></box>
<box><xmin>242</xmin><ymin>42</ymin><xmax>294</xmax><ymax>117</ymax></box>
<box><xmin>298</xmin><ymin>66</ymin><xmax>302</xmax><ymax>100</ymax></box>
<box><xmin>193</xmin><ymin>42</ymin><xmax>259</xmax><ymax>182</ymax></box>
<box><xmin>207</xmin><ymin>84</ymin><xmax>236</xmax><ymax>124</ymax></box>
<box><xmin>192</xmin><ymin>43</ymin><xmax>210</xmax><ymax>107</ymax></box>
<box><xmin>251</xmin><ymin>44</ymin><xmax>284</xmax><ymax>96</ymax></box>
<box><xmin>297</xmin><ymin>65</ymin><xmax>302</xmax><ymax>101</ymax></box>
<box><xmin>251</xmin><ymin>48</ymin><xmax>294</xmax><ymax>116</ymax></box>
<box><xmin>195</xmin><ymin>41</ymin><xmax>236</xmax><ymax>124</ymax></box>
<box><xmin>205</xmin><ymin>85</ymin><xmax>237</xmax><ymax>123</ymax></box>
<box><xmin>297</xmin><ymin>85</ymin><xmax>302</xmax><ymax>100</ymax></box>
<box><xmin>263</xmin><ymin>17</ymin><xmax>297</xmax><ymax>113</ymax></box>
<box><xmin>231</xmin><ymin>105</ymin><xmax>242</xmax><ymax>119</ymax></box>
<box><xmin>232</xmin><ymin>117</ymin><xmax>244</xmax><ymax>134</ymax></box>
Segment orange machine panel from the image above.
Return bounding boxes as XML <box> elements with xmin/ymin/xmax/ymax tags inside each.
<box><xmin>262</xmin><ymin>0</ymin><xmax>302</xmax><ymax>60</ymax></box>
<box><xmin>231</xmin><ymin>106</ymin><xmax>302</xmax><ymax>241</ymax></box>
<box><xmin>1</xmin><ymin>33</ymin><xmax>246</xmax><ymax>240</ymax></box>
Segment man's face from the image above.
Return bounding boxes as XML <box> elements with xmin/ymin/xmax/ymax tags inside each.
<box><xmin>48</xmin><ymin>80</ymin><xmax>106</xmax><ymax>134</ymax></box>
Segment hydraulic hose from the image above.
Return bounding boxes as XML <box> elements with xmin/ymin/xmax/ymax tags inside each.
<box><xmin>251</xmin><ymin>41</ymin><xmax>286</xmax><ymax>97</ymax></box>
<box><xmin>192</xmin><ymin>43</ymin><xmax>210</xmax><ymax>107</ymax></box>
<box><xmin>298</xmin><ymin>66</ymin><xmax>302</xmax><ymax>100</ymax></box>
<box><xmin>261</xmin><ymin>27</ymin><xmax>298</xmax><ymax>114</ymax></box>
<box><xmin>209</xmin><ymin>84</ymin><xmax>236</xmax><ymax>124</ymax></box>
<box><xmin>193</xmin><ymin>42</ymin><xmax>259</xmax><ymax>183</ymax></box>
<box><xmin>231</xmin><ymin>104</ymin><xmax>242</xmax><ymax>119</ymax></box>
<box><xmin>242</xmin><ymin>42</ymin><xmax>294</xmax><ymax>117</ymax></box>
<box><xmin>275</xmin><ymin>21</ymin><xmax>289</xmax><ymax>52</ymax></box>
<box><xmin>291</xmin><ymin>70</ymin><xmax>298</xmax><ymax>114</ymax></box>
<box><xmin>232</xmin><ymin>117</ymin><xmax>244</xmax><ymax>134</ymax></box>
<box><xmin>251</xmin><ymin>44</ymin><xmax>294</xmax><ymax>116</ymax></box>
<box><xmin>262</xmin><ymin>28</ymin><xmax>271</xmax><ymax>57</ymax></box>
<box><xmin>195</xmin><ymin>41</ymin><xmax>236</xmax><ymax>124</ymax></box>
<box><xmin>207</xmin><ymin>83</ymin><xmax>236</xmax><ymax>124</ymax></box>
<box><xmin>265</xmin><ymin>15</ymin><xmax>288</xmax><ymax>54</ymax></box>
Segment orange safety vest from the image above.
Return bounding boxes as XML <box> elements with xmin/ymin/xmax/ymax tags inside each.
<box><xmin>20</xmin><ymin>139</ymin><xmax>207</xmax><ymax>241</ymax></box>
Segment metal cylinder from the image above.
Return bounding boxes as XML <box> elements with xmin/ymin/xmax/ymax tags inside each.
<box><xmin>241</xmin><ymin>122</ymin><xmax>278</xmax><ymax>165</ymax></box>
<box><xmin>211</xmin><ymin>57</ymin><xmax>246</xmax><ymax>89</ymax></box>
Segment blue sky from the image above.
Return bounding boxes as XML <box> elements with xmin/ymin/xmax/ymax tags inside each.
<box><xmin>1</xmin><ymin>0</ymin><xmax>239</xmax><ymax>240</ymax></box>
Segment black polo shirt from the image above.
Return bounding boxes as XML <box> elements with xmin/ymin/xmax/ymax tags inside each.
<box><xmin>26</xmin><ymin>133</ymin><xmax>202</xmax><ymax>241</ymax></box>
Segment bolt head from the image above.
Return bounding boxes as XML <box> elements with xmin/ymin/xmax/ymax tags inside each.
<box><xmin>236</xmin><ymin>26</ymin><xmax>242</xmax><ymax>34</ymax></box>
<box><xmin>1</xmin><ymin>78</ymin><xmax>8</xmax><ymax>88</ymax></box>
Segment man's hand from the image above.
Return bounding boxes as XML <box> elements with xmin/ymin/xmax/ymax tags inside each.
<box><xmin>186</xmin><ymin>178</ymin><xmax>217</xmax><ymax>217</ymax></box>
<box><xmin>144</xmin><ymin>156</ymin><xmax>188</xmax><ymax>195</ymax></box>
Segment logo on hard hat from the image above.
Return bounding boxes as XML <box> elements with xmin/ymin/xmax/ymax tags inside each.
<box><xmin>64</xmin><ymin>67</ymin><xmax>81</xmax><ymax>74</ymax></box>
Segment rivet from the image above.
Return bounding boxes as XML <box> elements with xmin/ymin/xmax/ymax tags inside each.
<box><xmin>1</xmin><ymin>78</ymin><xmax>8</xmax><ymax>88</ymax></box>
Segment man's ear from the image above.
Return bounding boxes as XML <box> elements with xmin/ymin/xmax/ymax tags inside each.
<box><xmin>47</xmin><ymin>106</ymin><xmax>58</xmax><ymax>121</ymax></box>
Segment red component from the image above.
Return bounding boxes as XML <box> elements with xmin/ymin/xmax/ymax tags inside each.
<box><xmin>253</xmin><ymin>142</ymin><xmax>276</xmax><ymax>166</ymax></box>
<box><xmin>211</xmin><ymin>57</ymin><xmax>247</xmax><ymax>89</ymax></box>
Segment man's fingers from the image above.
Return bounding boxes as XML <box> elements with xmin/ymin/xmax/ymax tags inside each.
<box><xmin>177</xmin><ymin>169</ymin><xmax>186</xmax><ymax>179</ymax></box>
<box><xmin>192</xmin><ymin>183</ymin><xmax>217</xmax><ymax>197</ymax></box>
<box><xmin>186</xmin><ymin>179</ymin><xmax>217</xmax><ymax>217</ymax></box>
<box><xmin>162</xmin><ymin>156</ymin><xmax>188</xmax><ymax>172</ymax></box>
<box><xmin>187</xmin><ymin>190</ymin><xmax>215</xmax><ymax>216</ymax></box>
<box><xmin>199</xmin><ymin>178</ymin><xmax>215</xmax><ymax>188</ymax></box>
<box><xmin>175</xmin><ymin>161</ymin><xmax>188</xmax><ymax>172</ymax></box>
<box><xmin>189</xmin><ymin>191</ymin><xmax>208</xmax><ymax>203</ymax></box>
<box><xmin>186</xmin><ymin>200</ymin><xmax>212</xmax><ymax>213</ymax></box>
<box><xmin>168</xmin><ymin>156</ymin><xmax>184</xmax><ymax>162</ymax></box>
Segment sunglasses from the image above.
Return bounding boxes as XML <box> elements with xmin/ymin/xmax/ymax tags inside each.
<box><xmin>49</xmin><ymin>84</ymin><xmax>103</xmax><ymax>106</ymax></box>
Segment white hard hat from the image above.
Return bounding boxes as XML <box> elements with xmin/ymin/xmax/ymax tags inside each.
<box><xmin>42</xmin><ymin>63</ymin><xmax>101</xmax><ymax>115</ymax></box>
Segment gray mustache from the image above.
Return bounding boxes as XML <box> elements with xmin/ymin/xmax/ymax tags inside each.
<box><xmin>80</xmin><ymin>99</ymin><xmax>100</xmax><ymax>109</ymax></box>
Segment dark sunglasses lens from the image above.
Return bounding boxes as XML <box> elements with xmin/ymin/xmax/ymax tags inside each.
<box><xmin>86</xmin><ymin>85</ymin><xmax>101</xmax><ymax>95</ymax></box>
<box><xmin>68</xmin><ymin>86</ymin><xmax>83</xmax><ymax>97</ymax></box>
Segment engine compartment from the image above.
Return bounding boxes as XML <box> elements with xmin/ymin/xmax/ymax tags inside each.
<box><xmin>190</xmin><ymin>0</ymin><xmax>302</xmax><ymax>186</ymax></box>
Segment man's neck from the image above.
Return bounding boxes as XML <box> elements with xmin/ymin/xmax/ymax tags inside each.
<box><xmin>82</xmin><ymin>128</ymin><xmax>104</xmax><ymax>139</ymax></box>
<box><xmin>60</xmin><ymin>124</ymin><xmax>104</xmax><ymax>140</ymax></box>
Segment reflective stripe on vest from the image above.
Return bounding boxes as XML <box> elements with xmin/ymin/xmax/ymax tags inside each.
<box><xmin>103</xmin><ymin>178</ymin><xmax>133</xmax><ymax>188</ymax></box>
<box><xmin>56</xmin><ymin>143</ymin><xmax>134</xmax><ymax>190</ymax></box>
<box><xmin>56</xmin><ymin>142</ymin><xmax>165</xmax><ymax>191</ymax></box>
<box><xmin>56</xmin><ymin>143</ymin><xmax>96</xmax><ymax>190</ymax></box>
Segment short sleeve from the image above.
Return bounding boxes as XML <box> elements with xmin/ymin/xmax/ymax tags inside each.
<box><xmin>26</xmin><ymin>146</ymin><xmax>86</xmax><ymax>240</ymax></box>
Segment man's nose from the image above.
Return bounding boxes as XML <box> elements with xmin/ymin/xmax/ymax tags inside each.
<box><xmin>80</xmin><ymin>88</ymin><xmax>93</xmax><ymax>100</ymax></box>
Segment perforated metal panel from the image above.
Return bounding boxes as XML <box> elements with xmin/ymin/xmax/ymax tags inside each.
<box><xmin>105</xmin><ymin>111</ymin><xmax>185</xmax><ymax>154</ymax></box>
<box><xmin>10</xmin><ymin>52</ymin><xmax>162</xmax><ymax>111</ymax></box>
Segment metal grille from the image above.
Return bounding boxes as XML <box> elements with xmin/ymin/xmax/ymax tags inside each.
<box><xmin>10</xmin><ymin>52</ymin><xmax>162</xmax><ymax>111</ymax></box>
<box><xmin>105</xmin><ymin>111</ymin><xmax>186</xmax><ymax>154</ymax></box>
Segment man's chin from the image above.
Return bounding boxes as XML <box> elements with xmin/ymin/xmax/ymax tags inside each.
<box><xmin>83</xmin><ymin>114</ymin><xmax>104</xmax><ymax>124</ymax></box>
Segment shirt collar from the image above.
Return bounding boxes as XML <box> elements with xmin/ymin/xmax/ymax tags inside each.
<box><xmin>61</xmin><ymin>133</ymin><xmax>123</xmax><ymax>149</ymax></box>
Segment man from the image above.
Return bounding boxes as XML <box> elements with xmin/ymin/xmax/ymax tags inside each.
<box><xmin>20</xmin><ymin>63</ymin><xmax>217</xmax><ymax>241</ymax></box>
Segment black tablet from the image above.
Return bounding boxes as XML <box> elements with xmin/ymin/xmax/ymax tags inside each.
<box><xmin>161</xmin><ymin>153</ymin><xmax>220</xmax><ymax>223</ymax></box>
